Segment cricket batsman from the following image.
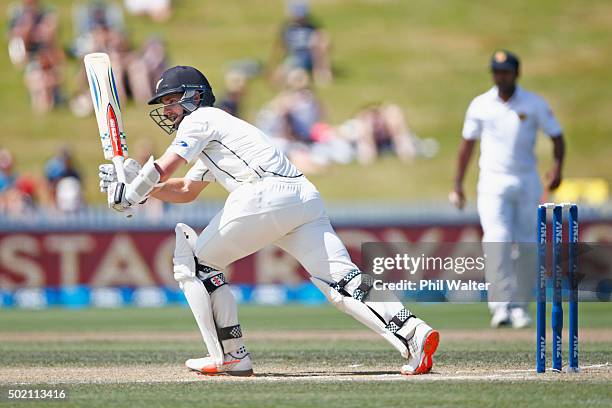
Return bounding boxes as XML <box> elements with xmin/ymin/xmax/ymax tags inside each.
<box><xmin>99</xmin><ymin>66</ymin><xmax>439</xmax><ymax>376</ymax></box>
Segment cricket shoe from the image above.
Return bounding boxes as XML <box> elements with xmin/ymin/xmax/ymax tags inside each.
<box><xmin>400</xmin><ymin>320</ymin><xmax>440</xmax><ymax>375</ymax></box>
<box><xmin>490</xmin><ymin>307</ymin><xmax>511</xmax><ymax>328</ymax></box>
<box><xmin>186</xmin><ymin>347</ymin><xmax>253</xmax><ymax>377</ymax></box>
<box><xmin>510</xmin><ymin>307</ymin><xmax>532</xmax><ymax>329</ymax></box>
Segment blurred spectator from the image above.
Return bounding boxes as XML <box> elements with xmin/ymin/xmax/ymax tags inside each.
<box><xmin>141</xmin><ymin>36</ymin><xmax>168</xmax><ymax>92</ymax></box>
<box><xmin>70</xmin><ymin>1</ymin><xmax>124</xmax><ymax>58</ymax></box>
<box><xmin>69</xmin><ymin>1</ymin><xmax>128</xmax><ymax>115</ymax></box>
<box><xmin>268</xmin><ymin>0</ymin><xmax>333</xmax><ymax>86</ymax></box>
<box><xmin>282</xmin><ymin>68</ymin><xmax>329</xmax><ymax>144</ymax></box>
<box><xmin>217</xmin><ymin>69</ymin><xmax>248</xmax><ymax>118</ymax></box>
<box><xmin>44</xmin><ymin>147</ymin><xmax>84</xmax><ymax>211</ymax></box>
<box><xmin>124</xmin><ymin>0</ymin><xmax>172</xmax><ymax>22</ymax></box>
<box><xmin>0</xmin><ymin>149</ymin><xmax>38</xmax><ymax>216</ymax></box>
<box><xmin>122</xmin><ymin>36</ymin><xmax>168</xmax><ymax>104</ymax></box>
<box><xmin>257</xmin><ymin>99</ymin><xmax>323</xmax><ymax>175</ymax></box>
<box><xmin>7</xmin><ymin>0</ymin><xmax>59</xmax><ymax>67</ymax></box>
<box><xmin>0</xmin><ymin>149</ymin><xmax>17</xmax><ymax>193</ymax></box>
<box><xmin>23</xmin><ymin>47</ymin><xmax>64</xmax><ymax>114</ymax></box>
<box><xmin>8</xmin><ymin>0</ymin><xmax>65</xmax><ymax>113</ymax></box>
<box><xmin>69</xmin><ymin>2</ymin><xmax>168</xmax><ymax>116</ymax></box>
<box><xmin>55</xmin><ymin>177</ymin><xmax>83</xmax><ymax>213</ymax></box>
<box><xmin>257</xmin><ymin>68</ymin><xmax>351</xmax><ymax>173</ymax></box>
<box><xmin>337</xmin><ymin>104</ymin><xmax>439</xmax><ymax>164</ymax></box>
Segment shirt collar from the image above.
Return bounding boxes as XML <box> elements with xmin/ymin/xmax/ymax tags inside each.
<box><xmin>492</xmin><ymin>85</ymin><xmax>522</xmax><ymax>104</ymax></box>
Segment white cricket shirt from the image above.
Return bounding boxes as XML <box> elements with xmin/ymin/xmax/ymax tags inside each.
<box><xmin>462</xmin><ymin>86</ymin><xmax>562</xmax><ymax>174</ymax></box>
<box><xmin>166</xmin><ymin>107</ymin><xmax>303</xmax><ymax>192</ymax></box>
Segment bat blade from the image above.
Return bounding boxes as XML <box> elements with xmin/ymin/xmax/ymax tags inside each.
<box><xmin>84</xmin><ymin>53</ymin><xmax>128</xmax><ymax>167</ymax></box>
<box><xmin>84</xmin><ymin>51</ymin><xmax>132</xmax><ymax>224</ymax></box>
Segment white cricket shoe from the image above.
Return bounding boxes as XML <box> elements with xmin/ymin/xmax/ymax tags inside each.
<box><xmin>510</xmin><ymin>307</ymin><xmax>532</xmax><ymax>329</ymax></box>
<box><xmin>400</xmin><ymin>320</ymin><xmax>440</xmax><ymax>375</ymax></box>
<box><xmin>185</xmin><ymin>349</ymin><xmax>253</xmax><ymax>377</ymax></box>
<box><xmin>490</xmin><ymin>307</ymin><xmax>511</xmax><ymax>328</ymax></box>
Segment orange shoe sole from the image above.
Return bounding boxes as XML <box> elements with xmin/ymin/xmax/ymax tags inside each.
<box><xmin>195</xmin><ymin>369</ymin><xmax>254</xmax><ymax>377</ymax></box>
<box><xmin>401</xmin><ymin>330</ymin><xmax>440</xmax><ymax>375</ymax></box>
<box><xmin>190</xmin><ymin>360</ymin><xmax>254</xmax><ymax>377</ymax></box>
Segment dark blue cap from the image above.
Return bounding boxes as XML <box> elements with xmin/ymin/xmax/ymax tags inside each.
<box><xmin>490</xmin><ymin>50</ymin><xmax>520</xmax><ymax>71</ymax></box>
<box><xmin>148</xmin><ymin>66</ymin><xmax>214</xmax><ymax>105</ymax></box>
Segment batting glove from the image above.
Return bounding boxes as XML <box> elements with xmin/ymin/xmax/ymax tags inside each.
<box><xmin>107</xmin><ymin>181</ymin><xmax>133</xmax><ymax>213</ymax></box>
<box><xmin>99</xmin><ymin>158</ymin><xmax>142</xmax><ymax>192</ymax></box>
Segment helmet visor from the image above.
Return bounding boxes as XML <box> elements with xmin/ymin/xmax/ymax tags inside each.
<box><xmin>149</xmin><ymin>102</ymin><xmax>186</xmax><ymax>135</ymax></box>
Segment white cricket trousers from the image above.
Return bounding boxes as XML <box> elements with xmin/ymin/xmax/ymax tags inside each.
<box><xmin>193</xmin><ymin>177</ymin><xmax>358</xmax><ymax>285</ymax></box>
<box><xmin>477</xmin><ymin>170</ymin><xmax>542</xmax><ymax>312</ymax></box>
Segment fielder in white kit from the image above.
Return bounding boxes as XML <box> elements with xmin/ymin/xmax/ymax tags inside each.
<box><xmin>99</xmin><ymin>66</ymin><xmax>439</xmax><ymax>376</ymax></box>
<box><xmin>451</xmin><ymin>50</ymin><xmax>565</xmax><ymax>328</ymax></box>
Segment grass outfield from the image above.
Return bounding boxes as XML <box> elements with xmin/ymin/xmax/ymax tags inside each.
<box><xmin>0</xmin><ymin>304</ymin><xmax>610</xmax><ymax>407</ymax></box>
<box><xmin>1</xmin><ymin>383</ymin><xmax>610</xmax><ymax>408</ymax></box>
<box><xmin>2</xmin><ymin>0</ymin><xmax>612</xmax><ymax>203</ymax></box>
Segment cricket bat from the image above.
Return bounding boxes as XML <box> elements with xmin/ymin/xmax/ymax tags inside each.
<box><xmin>84</xmin><ymin>53</ymin><xmax>132</xmax><ymax>217</ymax></box>
<box><xmin>84</xmin><ymin>52</ymin><xmax>129</xmax><ymax>183</ymax></box>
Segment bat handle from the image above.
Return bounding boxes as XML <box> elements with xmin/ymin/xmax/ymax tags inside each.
<box><xmin>112</xmin><ymin>155</ymin><xmax>127</xmax><ymax>183</ymax></box>
<box><xmin>111</xmin><ymin>155</ymin><xmax>133</xmax><ymax>219</ymax></box>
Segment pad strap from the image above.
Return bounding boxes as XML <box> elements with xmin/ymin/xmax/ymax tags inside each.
<box><xmin>195</xmin><ymin>261</ymin><xmax>217</xmax><ymax>275</ymax></box>
<box><xmin>385</xmin><ymin>309</ymin><xmax>415</xmax><ymax>334</ymax></box>
<box><xmin>332</xmin><ymin>269</ymin><xmax>373</xmax><ymax>301</ymax></box>
<box><xmin>197</xmin><ymin>270</ymin><xmax>227</xmax><ymax>294</ymax></box>
<box><xmin>218</xmin><ymin>324</ymin><xmax>243</xmax><ymax>341</ymax></box>
<box><xmin>353</xmin><ymin>273</ymin><xmax>374</xmax><ymax>301</ymax></box>
<box><xmin>332</xmin><ymin>269</ymin><xmax>360</xmax><ymax>292</ymax></box>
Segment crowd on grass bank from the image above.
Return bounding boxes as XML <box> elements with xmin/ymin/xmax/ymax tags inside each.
<box><xmin>0</xmin><ymin>141</ymin><xmax>168</xmax><ymax>218</ymax></box>
<box><xmin>0</xmin><ymin>146</ymin><xmax>83</xmax><ymax>216</ymax></box>
<box><xmin>3</xmin><ymin>0</ymin><xmax>438</xmax><ymax>216</ymax></box>
<box><xmin>7</xmin><ymin>0</ymin><xmax>169</xmax><ymax>115</ymax></box>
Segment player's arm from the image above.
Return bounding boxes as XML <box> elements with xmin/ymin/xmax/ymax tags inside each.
<box><xmin>454</xmin><ymin>139</ymin><xmax>476</xmax><ymax>189</ymax></box>
<box><xmin>150</xmin><ymin>178</ymin><xmax>209</xmax><ymax>203</ymax></box>
<box><xmin>450</xmin><ymin>139</ymin><xmax>476</xmax><ymax>209</ymax></box>
<box><xmin>537</xmin><ymin>99</ymin><xmax>565</xmax><ymax>192</ymax></box>
<box><xmin>450</xmin><ymin>100</ymin><xmax>481</xmax><ymax>210</ymax></box>
<box><xmin>150</xmin><ymin>150</ymin><xmax>216</xmax><ymax>203</ymax></box>
<box><xmin>154</xmin><ymin>150</ymin><xmax>186</xmax><ymax>182</ymax></box>
<box><xmin>546</xmin><ymin>133</ymin><xmax>564</xmax><ymax>191</ymax></box>
<box><xmin>101</xmin><ymin>152</ymin><xmax>208</xmax><ymax>208</ymax></box>
<box><xmin>107</xmin><ymin>116</ymin><xmax>212</xmax><ymax>211</ymax></box>
<box><xmin>107</xmin><ymin>151</ymin><xmax>186</xmax><ymax>212</ymax></box>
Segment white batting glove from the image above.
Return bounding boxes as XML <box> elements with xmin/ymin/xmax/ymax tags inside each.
<box><xmin>98</xmin><ymin>158</ymin><xmax>141</xmax><ymax>192</ymax></box>
<box><xmin>107</xmin><ymin>181</ymin><xmax>133</xmax><ymax>213</ymax></box>
<box><xmin>99</xmin><ymin>164</ymin><xmax>116</xmax><ymax>192</ymax></box>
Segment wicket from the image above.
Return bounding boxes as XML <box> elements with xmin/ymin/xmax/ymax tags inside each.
<box><xmin>536</xmin><ymin>203</ymin><xmax>579</xmax><ymax>373</ymax></box>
